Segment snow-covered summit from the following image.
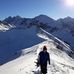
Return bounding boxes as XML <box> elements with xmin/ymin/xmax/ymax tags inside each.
<box><xmin>34</xmin><ymin>14</ymin><xmax>55</xmax><ymax>22</ymax></box>
<box><xmin>3</xmin><ymin>16</ymin><xmax>22</xmax><ymax>23</ymax></box>
<box><xmin>34</xmin><ymin>14</ymin><xmax>57</xmax><ymax>27</ymax></box>
<box><xmin>57</xmin><ymin>16</ymin><xmax>74</xmax><ymax>28</ymax></box>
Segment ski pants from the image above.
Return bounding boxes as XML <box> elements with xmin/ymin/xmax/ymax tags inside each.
<box><xmin>40</xmin><ymin>64</ymin><xmax>47</xmax><ymax>74</ymax></box>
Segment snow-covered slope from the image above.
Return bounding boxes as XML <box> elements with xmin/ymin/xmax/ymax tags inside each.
<box><xmin>55</xmin><ymin>17</ymin><xmax>74</xmax><ymax>48</ymax></box>
<box><xmin>0</xmin><ymin>21</ymin><xmax>14</xmax><ymax>31</ymax></box>
<box><xmin>0</xmin><ymin>28</ymin><xmax>74</xmax><ymax>74</ymax></box>
<box><xmin>0</xmin><ymin>26</ymin><xmax>44</xmax><ymax>64</ymax></box>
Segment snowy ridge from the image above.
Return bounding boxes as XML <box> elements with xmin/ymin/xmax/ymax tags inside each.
<box><xmin>0</xmin><ymin>28</ymin><xmax>74</xmax><ymax>74</ymax></box>
<box><xmin>39</xmin><ymin>28</ymin><xmax>71</xmax><ymax>51</ymax></box>
<box><xmin>37</xmin><ymin>28</ymin><xmax>74</xmax><ymax>64</ymax></box>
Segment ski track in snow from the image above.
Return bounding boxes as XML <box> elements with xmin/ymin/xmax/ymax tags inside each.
<box><xmin>0</xmin><ymin>29</ymin><xmax>74</xmax><ymax>74</ymax></box>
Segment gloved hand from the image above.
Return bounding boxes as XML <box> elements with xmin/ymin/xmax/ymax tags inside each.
<box><xmin>36</xmin><ymin>62</ymin><xmax>40</xmax><ymax>67</ymax></box>
<box><xmin>34</xmin><ymin>61</ymin><xmax>40</xmax><ymax>67</ymax></box>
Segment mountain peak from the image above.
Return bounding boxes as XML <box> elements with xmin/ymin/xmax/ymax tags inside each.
<box><xmin>35</xmin><ymin>14</ymin><xmax>55</xmax><ymax>20</ymax></box>
<box><xmin>13</xmin><ymin>15</ymin><xmax>22</xmax><ymax>19</ymax></box>
<box><xmin>62</xmin><ymin>16</ymin><xmax>74</xmax><ymax>23</ymax></box>
<box><xmin>34</xmin><ymin>14</ymin><xmax>56</xmax><ymax>25</ymax></box>
<box><xmin>3</xmin><ymin>15</ymin><xmax>22</xmax><ymax>21</ymax></box>
<box><xmin>64</xmin><ymin>16</ymin><xmax>73</xmax><ymax>20</ymax></box>
<box><xmin>36</xmin><ymin>14</ymin><xmax>50</xmax><ymax>18</ymax></box>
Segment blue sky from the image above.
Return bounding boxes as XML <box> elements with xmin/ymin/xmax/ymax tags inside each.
<box><xmin>0</xmin><ymin>0</ymin><xmax>74</xmax><ymax>20</ymax></box>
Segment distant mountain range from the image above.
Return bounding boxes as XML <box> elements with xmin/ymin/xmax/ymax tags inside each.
<box><xmin>0</xmin><ymin>14</ymin><xmax>74</xmax><ymax>48</ymax></box>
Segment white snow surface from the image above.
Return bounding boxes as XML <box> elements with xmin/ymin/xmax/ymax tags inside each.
<box><xmin>0</xmin><ymin>23</ymin><xmax>14</xmax><ymax>31</ymax></box>
<box><xmin>0</xmin><ymin>28</ymin><xmax>74</xmax><ymax>74</ymax></box>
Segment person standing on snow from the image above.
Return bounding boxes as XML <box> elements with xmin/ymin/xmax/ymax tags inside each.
<box><xmin>37</xmin><ymin>46</ymin><xmax>50</xmax><ymax>74</ymax></box>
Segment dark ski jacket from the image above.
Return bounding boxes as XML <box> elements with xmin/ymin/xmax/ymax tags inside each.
<box><xmin>38</xmin><ymin>51</ymin><xmax>50</xmax><ymax>65</ymax></box>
